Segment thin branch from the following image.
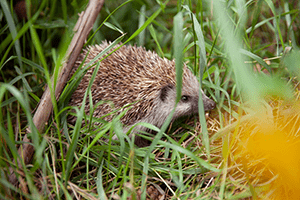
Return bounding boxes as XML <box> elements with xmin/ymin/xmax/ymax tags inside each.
<box><xmin>9</xmin><ymin>0</ymin><xmax>105</xmax><ymax>186</ymax></box>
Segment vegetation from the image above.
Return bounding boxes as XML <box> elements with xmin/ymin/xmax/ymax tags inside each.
<box><xmin>1</xmin><ymin>0</ymin><xmax>300</xmax><ymax>199</ymax></box>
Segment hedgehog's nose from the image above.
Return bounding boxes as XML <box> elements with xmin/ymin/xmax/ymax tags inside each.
<box><xmin>204</xmin><ymin>99</ymin><xmax>216</xmax><ymax>111</ymax></box>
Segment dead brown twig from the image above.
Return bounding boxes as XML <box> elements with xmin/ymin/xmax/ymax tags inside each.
<box><xmin>8</xmin><ymin>0</ymin><xmax>105</xmax><ymax>186</ymax></box>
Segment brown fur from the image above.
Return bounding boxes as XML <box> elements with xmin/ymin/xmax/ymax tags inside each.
<box><xmin>68</xmin><ymin>41</ymin><xmax>215</xmax><ymax>146</ymax></box>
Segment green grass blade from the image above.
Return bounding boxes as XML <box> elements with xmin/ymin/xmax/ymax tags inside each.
<box><xmin>124</xmin><ymin>6</ymin><xmax>162</xmax><ymax>44</ymax></box>
<box><xmin>138</xmin><ymin>5</ymin><xmax>146</xmax><ymax>46</ymax></box>
<box><xmin>184</xmin><ymin>5</ymin><xmax>212</xmax><ymax>159</ymax></box>
<box><xmin>149</xmin><ymin>24</ymin><xmax>164</xmax><ymax>57</ymax></box>
<box><xmin>264</xmin><ymin>0</ymin><xmax>284</xmax><ymax>54</ymax></box>
<box><xmin>173</xmin><ymin>12</ymin><xmax>184</xmax><ymax>102</ymax></box>
<box><xmin>0</xmin><ymin>0</ymin><xmax>46</xmax><ymax>67</ymax></box>
<box><xmin>213</xmin><ymin>0</ymin><xmax>258</xmax><ymax>102</ymax></box>
<box><xmin>96</xmin><ymin>160</ymin><xmax>108</xmax><ymax>199</ymax></box>
<box><xmin>0</xmin><ymin>56</ymin><xmax>17</xmax><ymax>71</ymax></box>
<box><xmin>65</xmin><ymin>62</ymin><xmax>102</xmax><ymax>181</ymax></box>
<box><xmin>240</xmin><ymin>49</ymin><xmax>272</xmax><ymax>73</ymax></box>
<box><xmin>0</xmin><ymin>0</ymin><xmax>22</xmax><ymax>68</ymax></box>
<box><xmin>86</xmin><ymin>0</ymin><xmax>133</xmax><ymax>45</ymax></box>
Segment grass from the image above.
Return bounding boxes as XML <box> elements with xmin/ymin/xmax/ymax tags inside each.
<box><xmin>1</xmin><ymin>0</ymin><xmax>300</xmax><ymax>199</ymax></box>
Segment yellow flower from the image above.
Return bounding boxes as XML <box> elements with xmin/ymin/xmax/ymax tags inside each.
<box><xmin>231</xmin><ymin>104</ymin><xmax>300</xmax><ymax>199</ymax></box>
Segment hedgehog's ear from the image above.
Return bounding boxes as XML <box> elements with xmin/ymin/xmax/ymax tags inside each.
<box><xmin>160</xmin><ymin>84</ymin><xmax>174</xmax><ymax>102</ymax></box>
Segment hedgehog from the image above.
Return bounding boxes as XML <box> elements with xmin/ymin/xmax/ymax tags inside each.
<box><xmin>68</xmin><ymin>41</ymin><xmax>216</xmax><ymax>147</ymax></box>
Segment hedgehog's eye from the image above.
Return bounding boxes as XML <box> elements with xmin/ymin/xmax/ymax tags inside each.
<box><xmin>181</xmin><ymin>95</ymin><xmax>190</xmax><ymax>102</ymax></box>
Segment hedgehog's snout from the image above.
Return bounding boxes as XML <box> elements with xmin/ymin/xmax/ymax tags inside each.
<box><xmin>205</xmin><ymin>98</ymin><xmax>216</xmax><ymax>111</ymax></box>
<box><xmin>202</xmin><ymin>96</ymin><xmax>216</xmax><ymax>111</ymax></box>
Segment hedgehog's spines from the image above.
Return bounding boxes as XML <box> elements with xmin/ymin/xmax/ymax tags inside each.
<box><xmin>68</xmin><ymin>41</ymin><xmax>216</xmax><ymax>146</ymax></box>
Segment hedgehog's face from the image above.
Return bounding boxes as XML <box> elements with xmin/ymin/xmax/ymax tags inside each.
<box><xmin>159</xmin><ymin>83</ymin><xmax>215</xmax><ymax>121</ymax></box>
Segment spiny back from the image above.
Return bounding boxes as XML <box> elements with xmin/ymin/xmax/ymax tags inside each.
<box><xmin>68</xmin><ymin>41</ymin><xmax>201</xmax><ymax>125</ymax></box>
